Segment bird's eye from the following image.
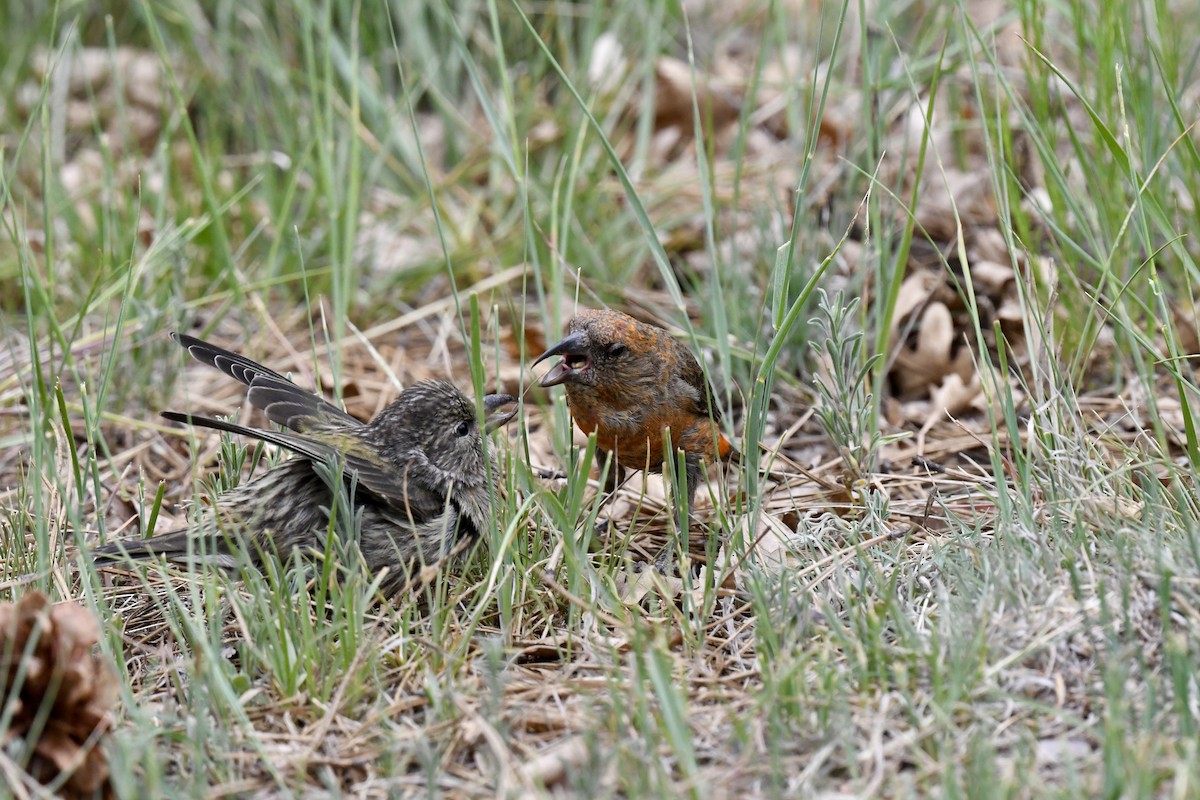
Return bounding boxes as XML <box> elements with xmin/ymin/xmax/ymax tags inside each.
<box><xmin>607</xmin><ymin>342</ymin><xmax>628</xmax><ymax>358</ymax></box>
<box><xmin>455</xmin><ymin>420</ymin><xmax>472</xmax><ymax>437</ymax></box>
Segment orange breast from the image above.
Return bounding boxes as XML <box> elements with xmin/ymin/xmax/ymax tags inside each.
<box><xmin>570</xmin><ymin>389</ymin><xmax>728</xmax><ymax>473</ymax></box>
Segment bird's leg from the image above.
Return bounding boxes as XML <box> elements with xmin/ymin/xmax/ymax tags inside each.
<box><xmin>654</xmin><ymin>453</ymin><xmax>702</xmax><ymax>575</ymax></box>
<box><xmin>595</xmin><ymin>448</ymin><xmax>626</xmax><ymax>494</ymax></box>
<box><xmin>588</xmin><ymin>448</ymin><xmax>625</xmax><ymax>538</ymax></box>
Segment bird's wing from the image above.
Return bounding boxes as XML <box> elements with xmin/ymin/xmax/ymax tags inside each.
<box><xmin>310</xmin><ymin>429</ymin><xmax>454</xmax><ymax>519</ymax></box>
<box><xmin>675</xmin><ymin>339</ymin><xmax>724</xmax><ymax>425</ymax></box>
<box><xmin>246</xmin><ymin>375</ymin><xmax>363</xmax><ymax>432</ymax></box>
<box><xmin>173</xmin><ymin>332</ymin><xmax>292</xmax><ymax>385</ymax></box>
<box><xmin>161</xmin><ymin>411</ymin><xmax>442</xmax><ymax>516</ymax></box>
<box><xmin>373</xmin><ymin>474</ymin><xmax>455</xmax><ymax>525</ymax></box>
<box><xmin>172</xmin><ymin>332</ymin><xmax>360</xmax><ymax>430</ymax></box>
<box><xmin>163</xmin><ymin>411</ymin><xmax>346</xmax><ymax>463</ymax></box>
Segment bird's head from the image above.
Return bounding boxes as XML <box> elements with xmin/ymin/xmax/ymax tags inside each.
<box><xmin>533</xmin><ymin>308</ymin><xmax>656</xmax><ymax>388</ymax></box>
<box><xmin>371</xmin><ymin>381</ymin><xmax>515</xmax><ymax>486</ymax></box>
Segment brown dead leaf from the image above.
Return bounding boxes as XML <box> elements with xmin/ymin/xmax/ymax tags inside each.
<box><xmin>915</xmin><ymin>169</ymin><xmax>999</xmax><ymax>241</ymax></box>
<box><xmin>893</xmin><ymin>301</ymin><xmax>973</xmax><ymax>398</ymax></box>
<box><xmin>969</xmin><ymin>260</ymin><xmax>1016</xmax><ymax>294</ymax></box>
<box><xmin>518</xmin><ymin>736</ymin><xmax>592</xmax><ymax>788</ymax></box>
<box><xmin>913</xmin><ymin>372</ymin><xmax>984</xmax><ymax>450</ymax></box>
<box><xmin>618</xmin><ymin>568</ymin><xmax>678</xmax><ymax>605</ymax></box>
<box><xmin>892</xmin><ymin>272</ymin><xmax>940</xmax><ymax>335</ymax></box>
<box><xmin>969</xmin><ymin>228</ymin><xmax>1014</xmax><ymax>265</ymax></box>
<box><xmin>653</xmin><ymin>57</ymin><xmax>742</xmax><ymax>135</ymax></box>
<box><xmin>1171</xmin><ymin>298</ymin><xmax>1200</xmax><ymax>354</ymax></box>
<box><xmin>929</xmin><ymin>372</ymin><xmax>982</xmax><ymax>419</ymax></box>
<box><xmin>739</xmin><ymin>511</ymin><xmax>800</xmax><ymax>577</ymax></box>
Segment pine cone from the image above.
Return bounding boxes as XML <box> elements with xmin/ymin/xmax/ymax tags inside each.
<box><xmin>0</xmin><ymin>591</ymin><xmax>118</xmax><ymax>798</ymax></box>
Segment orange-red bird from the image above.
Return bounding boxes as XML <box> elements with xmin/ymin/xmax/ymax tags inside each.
<box><xmin>533</xmin><ymin>308</ymin><xmax>735</xmax><ymax>512</ymax></box>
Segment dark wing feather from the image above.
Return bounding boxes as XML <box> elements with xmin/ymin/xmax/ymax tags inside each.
<box><xmin>161</xmin><ymin>411</ymin><xmax>446</xmax><ymax>518</ymax></box>
<box><xmin>674</xmin><ymin>339</ymin><xmax>724</xmax><ymax>424</ymax></box>
<box><xmin>372</xmin><ymin>472</ymin><xmax>454</xmax><ymax>525</ymax></box>
<box><xmin>162</xmin><ymin>411</ymin><xmax>346</xmax><ymax>464</ymax></box>
<box><xmin>246</xmin><ymin>376</ymin><xmax>363</xmax><ymax>432</ymax></box>
<box><xmin>172</xmin><ymin>332</ymin><xmax>292</xmax><ymax>386</ymax></box>
<box><xmin>324</xmin><ymin>430</ymin><xmax>454</xmax><ymax>521</ymax></box>
<box><xmin>172</xmin><ymin>332</ymin><xmax>359</xmax><ymax>429</ymax></box>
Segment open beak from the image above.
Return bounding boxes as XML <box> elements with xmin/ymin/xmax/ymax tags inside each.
<box><xmin>483</xmin><ymin>393</ymin><xmax>517</xmax><ymax>433</ymax></box>
<box><xmin>532</xmin><ymin>332</ymin><xmax>588</xmax><ymax>388</ymax></box>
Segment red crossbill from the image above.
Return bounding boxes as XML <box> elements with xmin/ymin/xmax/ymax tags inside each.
<box><xmin>533</xmin><ymin>308</ymin><xmax>735</xmax><ymax>518</ymax></box>
<box><xmin>91</xmin><ymin>333</ymin><xmax>516</xmax><ymax>597</ymax></box>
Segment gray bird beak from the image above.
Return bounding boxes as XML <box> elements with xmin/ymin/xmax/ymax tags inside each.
<box><xmin>533</xmin><ymin>332</ymin><xmax>588</xmax><ymax>388</ymax></box>
<box><xmin>483</xmin><ymin>393</ymin><xmax>517</xmax><ymax>433</ymax></box>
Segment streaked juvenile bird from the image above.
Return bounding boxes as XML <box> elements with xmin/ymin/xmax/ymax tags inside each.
<box><xmin>533</xmin><ymin>308</ymin><xmax>735</xmax><ymax>521</ymax></box>
<box><xmin>92</xmin><ymin>333</ymin><xmax>516</xmax><ymax>597</ymax></box>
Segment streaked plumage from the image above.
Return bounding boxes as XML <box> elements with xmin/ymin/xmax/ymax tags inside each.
<box><xmin>92</xmin><ymin>333</ymin><xmax>515</xmax><ymax>597</ymax></box>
